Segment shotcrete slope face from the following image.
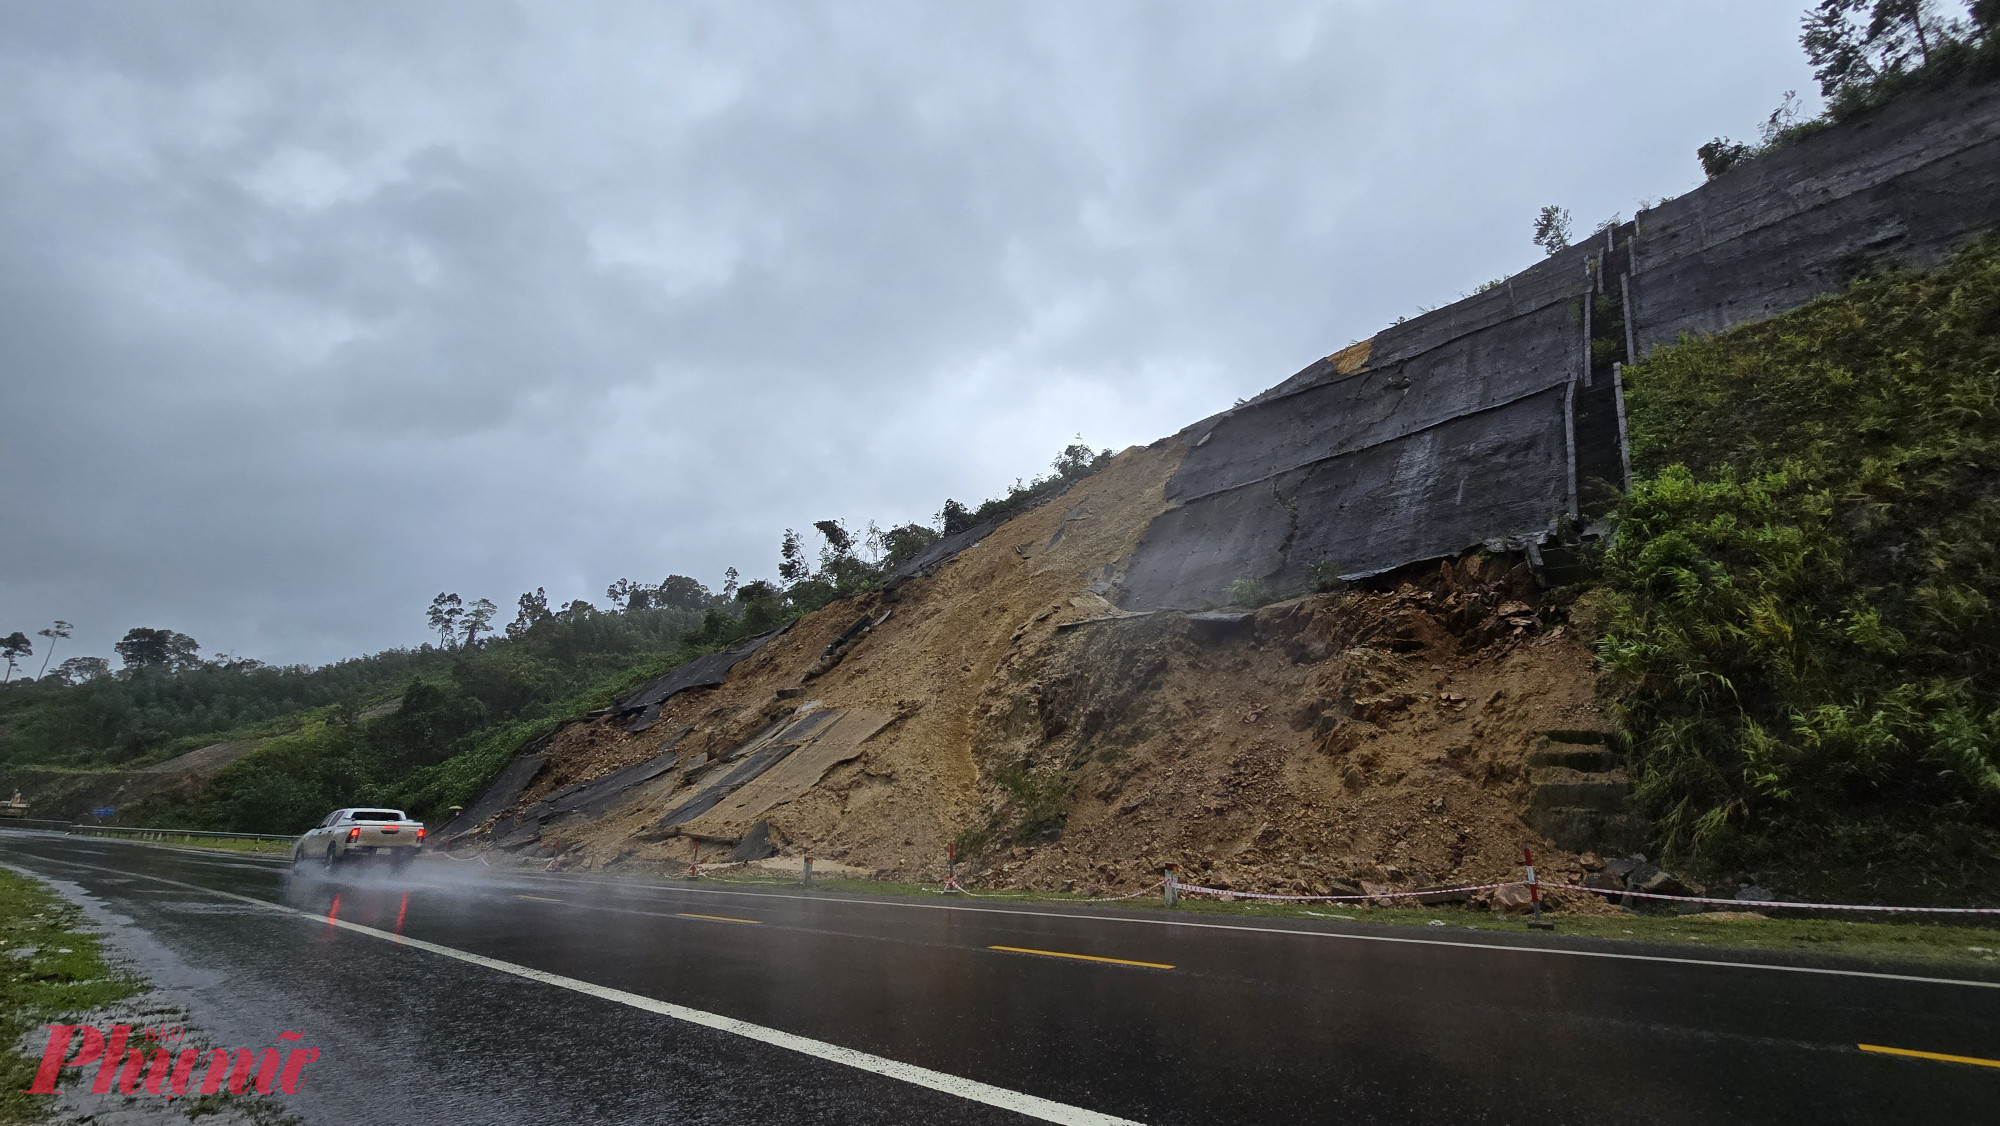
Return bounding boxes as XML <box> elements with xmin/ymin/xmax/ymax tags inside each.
<box><xmin>479</xmin><ymin>440</ymin><xmax>1611</xmax><ymax>899</ymax></box>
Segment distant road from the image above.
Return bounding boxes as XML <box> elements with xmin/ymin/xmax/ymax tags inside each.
<box><xmin>3</xmin><ymin>831</ymin><xmax>1997</xmax><ymax>1124</ymax></box>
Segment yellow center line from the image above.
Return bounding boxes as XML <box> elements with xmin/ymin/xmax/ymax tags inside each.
<box><xmin>677</xmin><ymin>912</ymin><xmax>763</xmax><ymax>925</ymax></box>
<box><xmin>514</xmin><ymin>894</ymin><xmax>563</xmax><ymax>903</ymax></box>
<box><xmin>988</xmin><ymin>945</ymin><xmax>1174</xmax><ymax>970</ymax></box>
<box><xmin>1859</xmin><ymin>1043</ymin><xmax>2000</xmax><ymax>1069</ymax></box>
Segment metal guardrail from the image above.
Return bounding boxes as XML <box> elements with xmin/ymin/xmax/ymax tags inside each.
<box><xmin>72</xmin><ymin>825</ymin><xmax>295</xmax><ymax>843</ymax></box>
<box><xmin>0</xmin><ymin>818</ymin><xmax>75</xmax><ymax>833</ymax></box>
<box><xmin>0</xmin><ymin>820</ymin><xmax>294</xmax><ymax>845</ymax></box>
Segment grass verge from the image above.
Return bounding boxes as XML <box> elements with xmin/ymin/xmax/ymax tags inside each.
<box><xmin>0</xmin><ymin>865</ymin><xmax>142</xmax><ymax>1126</ymax></box>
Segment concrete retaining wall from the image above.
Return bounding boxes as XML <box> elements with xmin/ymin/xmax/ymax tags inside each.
<box><xmin>1119</xmin><ymin>77</ymin><xmax>2000</xmax><ymax>611</ymax></box>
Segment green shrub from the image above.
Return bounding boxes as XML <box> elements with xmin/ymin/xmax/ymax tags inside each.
<box><xmin>994</xmin><ymin>764</ymin><xmax>1074</xmax><ymax>841</ymax></box>
<box><xmin>1228</xmin><ymin>578</ymin><xmax>1271</xmax><ymax>607</ymax></box>
<box><xmin>1602</xmin><ymin>237</ymin><xmax>2000</xmax><ymax>888</ymax></box>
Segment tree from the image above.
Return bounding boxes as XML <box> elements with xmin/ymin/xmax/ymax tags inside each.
<box><xmin>35</xmin><ymin>620</ymin><xmax>73</xmax><ymax>679</ymax></box>
<box><xmin>54</xmin><ymin>656</ymin><xmax>110</xmax><ymax>685</ymax></box>
<box><xmin>1051</xmin><ymin>437</ymin><xmax>1110</xmax><ymax>480</ymax></box>
<box><xmin>1802</xmin><ymin>0</ymin><xmax>1971</xmax><ymax>100</ymax></box>
<box><xmin>656</xmin><ymin>575</ymin><xmax>710</xmax><ymax>611</ymax></box>
<box><xmin>937</xmin><ymin>499</ymin><xmax>974</xmax><ymax>536</ymax></box>
<box><xmin>114</xmin><ymin>628</ymin><xmax>200</xmax><ymax>672</ymax></box>
<box><xmin>606</xmin><ymin>578</ymin><xmax>653</xmax><ymax>611</ymax></box>
<box><xmin>460</xmin><ymin>598</ymin><xmax>497</xmax><ymax>646</ymax></box>
<box><xmin>720</xmin><ymin>567</ymin><xmax>740</xmax><ymax>601</ymax></box>
<box><xmin>426</xmin><ymin>593</ymin><xmax>464</xmax><ymax>648</ymax></box>
<box><xmin>813</xmin><ymin>519</ymin><xmax>855</xmax><ymax>570</ymax></box>
<box><xmin>735</xmin><ymin>580</ymin><xmax>786</xmax><ymax>633</ymax></box>
<box><xmin>506</xmin><ymin>588</ymin><xmax>553</xmax><ymax>639</ymax></box>
<box><xmin>881</xmin><ymin>522</ymin><xmax>942</xmax><ymax>568</ymax></box>
<box><xmin>778</xmin><ymin>529</ymin><xmax>810</xmax><ymax>584</ymax></box>
<box><xmin>1866</xmin><ymin>0</ymin><xmax>1940</xmax><ymax>68</ymax></box>
<box><xmin>1698</xmin><ymin>137</ymin><xmax>1755</xmax><ymax>179</ymax></box>
<box><xmin>1531</xmin><ymin>205</ymin><xmax>1571</xmax><ymax>256</ymax></box>
<box><xmin>1803</xmin><ymin>0</ymin><xmax>1876</xmax><ymax>95</ymax></box>
<box><xmin>1</xmin><ymin>632</ymin><xmax>30</xmax><ymax>683</ymax></box>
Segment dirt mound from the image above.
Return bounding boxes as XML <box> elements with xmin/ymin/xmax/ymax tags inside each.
<box><xmin>462</xmin><ymin>438</ymin><xmax>1611</xmax><ymax>904</ymax></box>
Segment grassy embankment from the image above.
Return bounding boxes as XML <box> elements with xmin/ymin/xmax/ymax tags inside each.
<box><xmin>0</xmin><ymin>866</ymin><xmax>141</xmax><ymax>1125</ymax></box>
<box><xmin>1595</xmin><ymin>236</ymin><xmax>2000</xmax><ymax>901</ymax></box>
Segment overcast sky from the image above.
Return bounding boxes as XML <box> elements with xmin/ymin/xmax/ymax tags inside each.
<box><xmin>1</xmin><ymin>2</ymin><xmax>1820</xmax><ymax>669</ymax></box>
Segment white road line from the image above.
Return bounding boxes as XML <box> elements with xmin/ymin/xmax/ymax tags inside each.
<box><xmin>12</xmin><ymin>857</ymin><xmax>1144</xmax><ymax>1126</ymax></box>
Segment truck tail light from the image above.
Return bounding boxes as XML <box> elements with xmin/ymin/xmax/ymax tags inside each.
<box><xmin>347</xmin><ymin>827</ymin><xmax>360</xmax><ymax>841</ymax></box>
<box><xmin>415</xmin><ymin>826</ymin><xmax>426</xmax><ymax>841</ymax></box>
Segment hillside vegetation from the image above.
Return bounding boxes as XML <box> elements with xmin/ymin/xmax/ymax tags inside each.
<box><xmin>0</xmin><ymin>443</ymin><xmax>1112</xmax><ymax>834</ymax></box>
<box><xmin>1603</xmin><ymin>236</ymin><xmax>2000</xmax><ymax>899</ymax></box>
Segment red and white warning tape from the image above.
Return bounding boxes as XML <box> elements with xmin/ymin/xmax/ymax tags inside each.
<box><xmin>1544</xmin><ymin>882</ymin><xmax>2000</xmax><ymax>915</ymax></box>
<box><xmin>931</xmin><ymin>881</ymin><xmax>1166</xmax><ymax>903</ymax></box>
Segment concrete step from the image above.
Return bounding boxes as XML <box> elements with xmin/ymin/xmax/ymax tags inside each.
<box><xmin>1525</xmin><ymin>745</ymin><xmax>1621</xmax><ymax>772</ymax></box>
<box><xmin>1524</xmin><ymin>805</ymin><xmax>1650</xmax><ymax>855</ymax></box>
<box><xmin>1525</xmin><ymin>768</ymin><xmax>1633</xmax><ymax>814</ymax></box>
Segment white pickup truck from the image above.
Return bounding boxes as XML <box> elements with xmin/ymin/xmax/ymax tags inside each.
<box><xmin>293</xmin><ymin>807</ymin><xmax>425</xmax><ymax>871</ymax></box>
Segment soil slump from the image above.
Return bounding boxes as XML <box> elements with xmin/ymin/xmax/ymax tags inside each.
<box><xmin>464</xmin><ymin>439</ymin><xmax>1609</xmax><ymax>903</ymax></box>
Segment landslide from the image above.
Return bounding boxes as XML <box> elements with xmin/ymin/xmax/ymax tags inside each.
<box><xmin>471</xmin><ymin>436</ymin><xmax>1613</xmax><ymax>900</ymax></box>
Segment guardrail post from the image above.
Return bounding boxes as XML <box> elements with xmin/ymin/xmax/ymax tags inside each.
<box><xmin>802</xmin><ymin>856</ymin><xmax>813</xmax><ymax>888</ymax></box>
<box><xmin>1523</xmin><ymin>847</ymin><xmax>1554</xmax><ymax>930</ymax></box>
<box><xmin>943</xmin><ymin>842</ymin><xmax>965</xmax><ymax>894</ymax></box>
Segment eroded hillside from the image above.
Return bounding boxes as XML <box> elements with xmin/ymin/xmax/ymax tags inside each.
<box><xmin>451</xmin><ymin>436</ymin><xmax>1612</xmax><ymax>899</ymax></box>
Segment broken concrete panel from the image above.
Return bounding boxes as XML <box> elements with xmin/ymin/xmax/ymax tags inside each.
<box><xmin>676</xmin><ymin>708</ymin><xmax>892</xmax><ymax>839</ymax></box>
<box><xmin>616</xmin><ymin>627</ymin><xmax>788</xmax><ymax>716</ymax></box>
<box><xmin>730</xmin><ymin>821</ymin><xmax>777</xmax><ymax>863</ymax></box>
<box><xmin>547</xmin><ymin>744</ymin><xmax>686</xmax><ymax>821</ymax></box>
<box><xmin>889</xmin><ymin>517</ymin><xmax>1006</xmax><ymax>581</ymax></box>
<box><xmin>442</xmin><ymin>749</ymin><xmax>549</xmax><ymax>840</ymax></box>
<box><xmin>1184</xmin><ymin>611</ymin><xmax>1255</xmax><ymax>643</ymax></box>
<box><xmin>655</xmin><ymin>709</ymin><xmax>842</xmax><ymax>830</ymax></box>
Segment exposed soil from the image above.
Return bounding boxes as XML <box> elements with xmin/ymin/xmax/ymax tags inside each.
<box><xmin>469</xmin><ymin>437</ymin><xmax>1614</xmax><ymax>909</ymax></box>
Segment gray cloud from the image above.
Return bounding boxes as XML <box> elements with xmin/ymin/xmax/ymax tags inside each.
<box><xmin>1</xmin><ymin>1</ymin><xmax>1818</xmax><ymax>666</ymax></box>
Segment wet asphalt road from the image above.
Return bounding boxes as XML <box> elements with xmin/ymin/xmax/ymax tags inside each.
<box><xmin>3</xmin><ymin>832</ymin><xmax>1998</xmax><ymax>1125</ymax></box>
